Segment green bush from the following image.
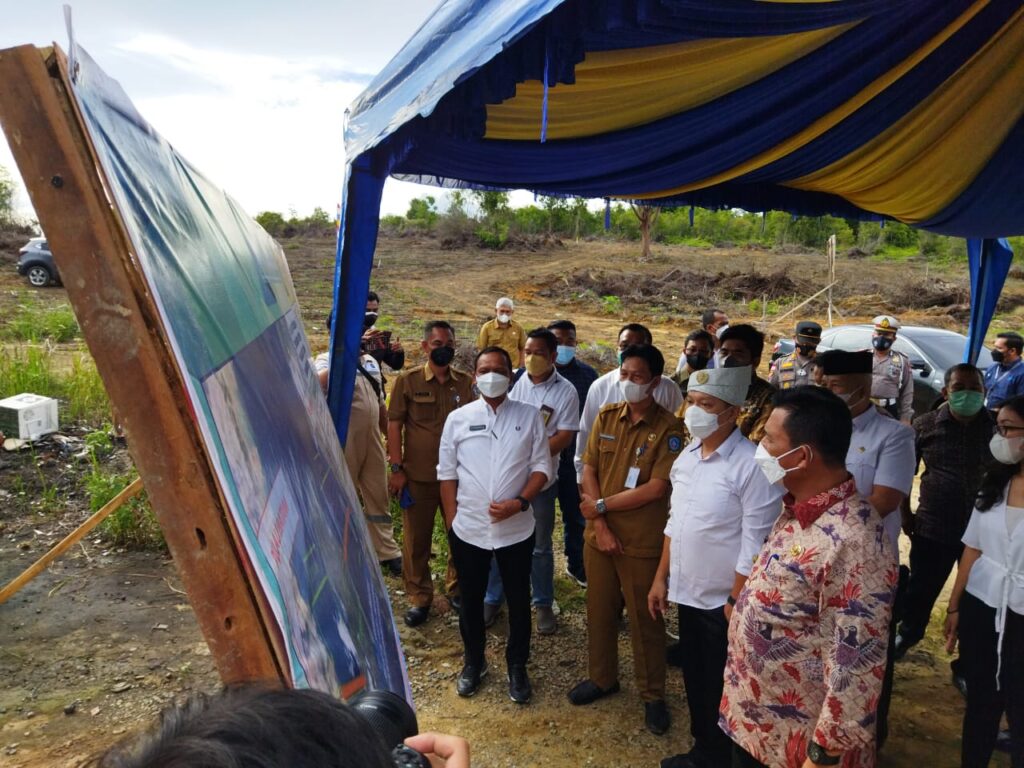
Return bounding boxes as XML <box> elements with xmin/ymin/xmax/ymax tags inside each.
<box><xmin>3</xmin><ymin>301</ymin><xmax>80</xmax><ymax>343</ymax></box>
<box><xmin>87</xmin><ymin>465</ymin><xmax>164</xmax><ymax>550</ymax></box>
<box><xmin>0</xmin><ymin>346</ymin><xmax>110</xmax><ymax>424</ymax></box>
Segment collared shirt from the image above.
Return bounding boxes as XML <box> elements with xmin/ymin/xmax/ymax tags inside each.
<box><xmin>574</xmin><ymin>368</ymin><xmax>684</xmax><ymax>481</ymax></box>
<box><xmin>676</xmin><ymin>374</ymin><xmax>777</xmax><ymax>446</ymax></box>
<box><xmin>665</xmin><ymin>429</ymin><xmax>784</xmax><ymax>609</ymax></box>
<box><xmin>847</xmin><ymin>405</ymin><xmax>915</xmax><ymax>549</ymax></box>
<box><xmin>477</xmin><ymin>318</ymin><xmax>526</xmax><ymax>363</ymax></box>
<box><xmin>509</xmin><ymin>369</ymin><xmax>579</xmax><ymax>489</ymax></box>
<box><xmin>768</xmin><ymin>351</ymin><xmax>815</xmax><ymax>390</ymax></box>
<box><xmin>913</xmin><ymin>404</ymin><xmax>995</xmax><ymax>546</ymax></box>
<box><xmin>871</xmin><ymin>349</ymin><xmax>913</xmax><ymax>421</ymax></box>
<box><xmin>984</xmin><ymin>359</ymin><xmax>1024</xmax><ymax>411</ymax></box>
<box><xmin>437</xmin><ymin>398</ymin><xmax>549</xmax><ymax>550</ymax></box>
<box><xmin>388</xmin><ymin>363</ymin><xmax>476</xmax><ymax>481</ymax></box>
<box><xmin>720</xmin><ymin>478</ymin><xmax>898</xmax><ymax>768</ymax></box>
<box><xmin>582</xmin><ymin>402</ymin><xmax>684</xmax><ymax>558</ymax></box>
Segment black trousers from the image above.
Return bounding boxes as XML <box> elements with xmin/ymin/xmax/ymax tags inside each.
<box><xmin>877</xmin><ymin>564</ymin><xmax>908</xmax><ymax>750</ymax></box>
<box><xmin>731</xmin><ymin>743</ymin><xmax>767</xmax><ymax>768</ymax></box>
<box><xmin>959</xmin><ymin>591</ymin><xmax>1024</xmax><ymax>768</ymax></box>
<box><xmin>449</xmin><ymin>529</ymin><xmax>534</xmax><ymax>669</ymax></box>
<box><xmin>556</xmin><ymin>450</ymin><xmax>585</xmax><ymax>575</ymax></box>
<box><xmin>899</xmin><ymin>534</ymin><xmax>963</xmax><ymax>646</ymax></box>
<box><xmin>678</xmin><ymin>603</ymin><xmax>732</xmax><ymax>763</ymax></box>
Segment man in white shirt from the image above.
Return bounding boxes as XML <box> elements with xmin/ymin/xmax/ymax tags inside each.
<box><xmin>818</xmin><ymin>349</ymin><xmax>915</xmax><ymax>750</ymax></box>
<box><xmin>438</xmin><ymin>346</ymin><xmax>550</xmax><ymax>704</ymax></box>
<box><xmin>484</xmin><ymin>328</ymin><xmax>579</xmax><ymax>634</ymax></box>
<box><xmin>575</xmin><ymin>323</ymin><xmax>684</xmax><ymax>483</ymax></box>
<box><xmin>649</xmin><ymin>366</ymin><xmax>784</xmax><ymax>768</ymax></box>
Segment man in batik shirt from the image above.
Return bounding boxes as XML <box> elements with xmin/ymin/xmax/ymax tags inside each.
<box><xmin>721</xmin><ymin>388</ymin><xmax>898</xmax><ymax>768</ymax></box>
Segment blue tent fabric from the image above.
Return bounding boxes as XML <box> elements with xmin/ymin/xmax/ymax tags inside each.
<box><xmin>328</xmin><ymin>0</ymin><xmax>1024</xmax><ymax>442</ymax></box>
<box><xmin>965</xmin><ymin>238</ymin><xmax>1015</xmax><ymax>366</ymax></box>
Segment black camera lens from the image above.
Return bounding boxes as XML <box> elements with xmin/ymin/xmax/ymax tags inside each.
<box><xmin>349</xmin><ymin>690</ymin><xmax>429</xmax><ymax>768</ymax></box>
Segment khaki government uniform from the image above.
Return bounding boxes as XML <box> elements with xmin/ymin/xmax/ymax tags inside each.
<box><xmin>871</xmin><ymin>349</ymin><xmax>914</xmax><ymax>421</ymax></box>
<box><xmin>768</xmin><ymin>352</ymin><xmax>815</xmax><ymax>389</ymax></box>
<box><xmin>582</xmin><ymin>402</ymin><xmax>684</xmax><ymax>702</ymax></box>
<box><xmin>477</xmin><ymin>318</ymin><xmax>526</xmax><ymax>365</ymax></box>
<box><xmin>388</xmin><ymin>363</ymin><xmax>476</xmax><ymax>607</ymax></box>
<box><xmin>345</xmin><ymin>354</ymin><xmax>402</xmax><ymax>562</ymax></box>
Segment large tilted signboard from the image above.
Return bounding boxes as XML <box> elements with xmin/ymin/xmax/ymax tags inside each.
<box><xmin>64</xmin><ymin>42</ymin><xmax>408</xmax><ymax>699</ymax></box>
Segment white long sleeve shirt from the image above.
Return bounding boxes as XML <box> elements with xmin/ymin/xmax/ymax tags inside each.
<box><xmin>574</xmin><ymin>368</ymin><xmax>683</xmax><ymax>482</ymax></box>
<box><xmin>436</xmin><ymin>397</ymin><xmax>549</xmax><ymax>550</ymax></box>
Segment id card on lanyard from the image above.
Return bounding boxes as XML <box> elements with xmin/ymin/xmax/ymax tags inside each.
<box><xmin>625</xmin><ymin>444</ymin><xmax>646</xmax><ymax>489</ymax></box>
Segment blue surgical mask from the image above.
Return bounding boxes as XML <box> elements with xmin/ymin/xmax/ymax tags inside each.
<box><xmin>556</xmin><ymin>345</ymin><xmax>576</xmax><ymax>366</ymax></box>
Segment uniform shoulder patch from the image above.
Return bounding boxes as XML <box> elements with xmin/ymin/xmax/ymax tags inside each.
<box><xmin>667</xmin><ymin>434</ymin><xmax>683</xmax><ymax>453</ymax></box>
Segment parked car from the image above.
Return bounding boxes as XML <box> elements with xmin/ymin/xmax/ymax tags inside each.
<box><xmin>16</xmin><ymin>238</ymin><xmax>60</xmax><ymax>287</ymax></box>
<box><xmin>770</xmin><ymin>324</ymin><xmax>993</xmax><ymax>418</ymax></box>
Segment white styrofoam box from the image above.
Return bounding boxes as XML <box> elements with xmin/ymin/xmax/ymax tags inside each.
<box><xmin>0</xmin><ymin>393</ymin><xmax>59</xmax><ymax>440</ymax></box>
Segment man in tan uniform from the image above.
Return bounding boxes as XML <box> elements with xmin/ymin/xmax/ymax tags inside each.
<box><xmin>388</xmin><ymin>320</ymin><xmax>476</xmax><ymax>627</ymax></box>
<box><xmin>870</xmin><ymin>314</ymin><xmax>914</xmax><ymax>423</ymax></box>
<box><xmin>477</xmin><ymin>297</ymin><xmax>526</xmax><ymax>368</ymax></box>
<box><xmin>314</xmin><ymin>350</ymin><xmax>401</xmax><ymax>575</ymax></box>
<box><xmin>569</xmin><ymin>344</ymin><xmax>684</xmax><ymax>736</ymax></box>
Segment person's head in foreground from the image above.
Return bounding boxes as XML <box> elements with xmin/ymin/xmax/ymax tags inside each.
<box><xmin>89</xmin><ymin>685</ymin><xmax>469</xmax><ymax>768</ymax></box>
<box><xmin>683</xmin><ymin>365</ymin><xmax>749</xmax><ymax>441</ymax></box>
<box><xmin>617</xmin><ymin>344</ymin><xmax>664</xmax><ymax>403</ymax></box>
<box><xmin>475</xmin><ymin>346</ymin><xmax>514</xmax><ymax>400</ymax></box>
<box><xmin>719</xmin><ymin>324</ymin><xmax>765</xmax><ymax>370</ymax></box>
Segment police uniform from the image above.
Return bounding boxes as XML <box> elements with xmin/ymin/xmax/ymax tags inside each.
<box><xmin>477</xmin><ymin>317</ymin><xmax>526</xmax><ymax>364</ymax></box>
<box><xmin>388</xmin><ymin>363</ymin><xmax>476</xmax><ymax>607</ymax></box>
<box><xmin>768</xmin><ymin>321</ymin><xmax>821</xmax><ymax>390</ymax></box>
<box><xmin>581</xmin><ymin>402</ymin><xmax>684</xmax><ymax>702</ymax></box>
<box><xmin>870</xmin><ymin>315</ymin><xmax>913</xmax><ymax>421</ymax></box>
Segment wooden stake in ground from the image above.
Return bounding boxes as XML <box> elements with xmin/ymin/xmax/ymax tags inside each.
<box><xmin>827</xmin><ymin>234</ymin><xmax>837</xmax><ymax>327</ymax></box>
<box><xmin>0</xmin><ymin>478</ymin><xmax>144</xmax><ymax>605</ymax></box>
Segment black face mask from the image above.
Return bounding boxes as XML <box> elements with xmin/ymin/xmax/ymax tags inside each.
<box><xmin>991</xmin><ymin>349</ymin><xmax>1005</xmax><ymax>364</ymax></box>
<box><xmin>796</xmin><ymin>344</ymin><xmax>817</xmax><ymax>357</ymax></box>
<box><xmin>685</xmin><ymin>353</ymin><xmax>711</xmax><ymax>371</ymax></box>
<box><xmin>363</xmin><ymin>312</ymin><xmax>379</xmax><ymax>330</ymax></box>
<box><xmin>722</xmin><ymin>356</ymin><xmax>746</xmax><ymax>369</ymax></box>
<box><xmin>872</xmin><ymin>336</ymin><xmax>894</xmax><ymax>351</ymax></box>
<box><xmin>430</xmin><ymin>346</ymin><xmax>455</xmax><ymax>367</ymax></box>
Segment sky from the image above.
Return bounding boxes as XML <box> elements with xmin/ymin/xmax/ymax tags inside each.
<box><xmin>0</xmin><ymin>0</ymin><xmax>510</xmax><ymax>222</ymax></box>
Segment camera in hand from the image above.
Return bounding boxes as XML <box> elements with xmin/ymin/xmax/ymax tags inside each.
<box><xmin>350</xmin><ymin>689</ymin><xmax>430</xmax><ymax>768</ymax></box>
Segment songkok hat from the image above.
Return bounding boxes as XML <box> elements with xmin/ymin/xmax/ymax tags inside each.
<box><xmin>818</xmin><ymin>350</ymin><xmax>872</xmax><ymax>376</ymax></box>
<box><xmin>873</xmin><ymin>315</ymin><xmax>900</xmax><ymax>333</ymax></box>
<box><xmin>795</xmin><ymin>321</ymin><xmax>822</xmax><ymax>342</ymax></box>
<box><xmin>689</xmin><ymin>365</ymin><xmax>750</xmax><ymax>406</ymax></box>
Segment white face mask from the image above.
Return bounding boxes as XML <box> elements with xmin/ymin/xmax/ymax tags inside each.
<box><xmin>990</xmin><ymin>433</ymin><xmax>1024</xmax><ymax>465</ymax></box>
<box><xmin>834</xmin><ymin>387</ymin><xmax>864</xmax><ymax>410</ymax></box>
<box><xmin>618</xmin><ymin>378</ymin><xmax>650</xmax><ymax>404</ymax></box>
<box><xmin>753</xmin><ymin>443</ymin><xmax>807</xmax><ymax>485</ymax></box>
<box><xmin>496</xmin><ymin>312</ymin><xmax>511</xmax><ymax>324</ymax></box>
<box><xmin>476</xmin><ymin>372</ymin><xmax>510</xmax><ymax>398</ymax></box>
<box><xmin>684</xmin><ymin>405</ymin><xmax>724</xmax><ymax>440</ymax></box>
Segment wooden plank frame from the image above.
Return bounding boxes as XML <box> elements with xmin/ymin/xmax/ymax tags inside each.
<box><xmin>0</xmin><ymin>44</ymin><xmax>285</xmax><ymax>684</ymax></box>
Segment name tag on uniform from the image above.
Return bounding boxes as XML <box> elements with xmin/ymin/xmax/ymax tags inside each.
<box><xmin>540</xmin><ymin>405</ymin><xmax>554</xmax><ymax>425</ymax></box>
<box><xmin>599</xmin><ymin>433</ymin><xmax>616</xmax><ymax>441</ymax></box>
<box><xmin>625</xmin><ymin>466</ymin><xmax>641</xmax><ymax>489</ymax></box>
<box><xmin>469</xmin><ymin>424</ymin><xmax>487</xmax><ymax>432</ymax></box>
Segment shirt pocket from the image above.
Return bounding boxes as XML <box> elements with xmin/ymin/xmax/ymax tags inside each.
<box><xmin>411</xmin><ymin>392</ymin><xmax>437</xmax><ymax>421</ymax></box>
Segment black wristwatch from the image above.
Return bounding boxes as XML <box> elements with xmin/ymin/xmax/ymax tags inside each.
<box><xmin>807</xmin><ymin>742</ymin><xmax>840</xmax><ymax>766</ymax></box>
<box><xmin>515</xmin><ymin>495</ymin><xmax>529</xmax><ymax>511</ymax></box>
<box><xmin>389</xmin><ymin>463</ymin><xmax>404</xmax><ymax>474</ymax></box>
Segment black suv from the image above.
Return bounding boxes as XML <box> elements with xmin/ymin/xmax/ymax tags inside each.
<box><xmin>17</xmin><ymin>237</ymin><xmax>60</xmax><ymax>287</ymax></box>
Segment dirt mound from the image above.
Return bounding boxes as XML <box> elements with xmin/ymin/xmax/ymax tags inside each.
<box><xmin>539</xmin><ymin>267</ymin><xmax>806</xmax><ymax>307</ymax></box>
<box><xmin>0</xmin><ymin>225</ymin><xmax>31</xmax><ymax>264</ymax></box>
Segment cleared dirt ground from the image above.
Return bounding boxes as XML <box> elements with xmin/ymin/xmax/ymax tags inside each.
<box><xmin>2</xmin><ymin>233</ymin><xmax>1019</xmax><ymax>766</ymax></box>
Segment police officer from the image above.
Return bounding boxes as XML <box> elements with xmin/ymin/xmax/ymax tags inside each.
<box><xmin>768</xmin><ymin>321</ymin><xmax>821</xmax><ymax>390</ymax></box>
<box><xmin>388</xmin><ymin>321</ymin><xmax>476</xmax><ymax>627</ymax></box>
<box><xmin>870</xmin><ymin>315</ymin><xmax>914</xmax><ymax>423</ymax></box>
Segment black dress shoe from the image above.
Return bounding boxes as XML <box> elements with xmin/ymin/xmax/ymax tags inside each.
<box><xmin>508</xmin><ymin>665</ymin><xmax>532</xmax><ymax>704</ymax></box>
<box><xmin>456</xmin><ymin>662</ymin><xmax>488</xmax><ymax>697</ymax></box>
<box><xmin>567</xmin><ymin>679</ymin><xmax>620</xmax><ymax>705</ymax></box>
<box><xmin>645</xmin><ymin>699</ymin><xmax>670</xmax><ymax>735</ymax></box>
<box><xmin>660</xmin><ymin>754</ymin><xmax>699</xmax><ymax>768</ymax></box>
<box><xmin>381</xmin><ymin>557</ymin><xmax>403</xmax><ymax>577</ymax></box>
<box><xmin>404</xmin><ymin>606</ymin><xmax>429</xmax><ymax>627</ymax></box>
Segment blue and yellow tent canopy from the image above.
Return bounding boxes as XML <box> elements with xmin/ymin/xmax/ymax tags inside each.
<box><xmin>327</xmin><ymin>0</ymin><xmax>1024</xmax><ymax>441</ymax></box>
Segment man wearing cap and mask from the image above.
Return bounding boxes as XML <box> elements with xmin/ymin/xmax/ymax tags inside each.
<box><xmin>769</xmin><ymin>321</ymin><xmax>821</xmax><ymax>390</ymax></box>
<box><xmin>721</xmin><ymin>387</ymin><xmax>898</xmax><ymax>768</ymax></box>
<box><xmin>671</xmin><ymin>329</ymin><xmax>715</xmax><ymax>395</ymax></box>
<box><xmin>388</xmin><ymin>321</ymin><xmax>476</xmax><ymax>627</ymax></box>
<box><xmin>484</xmin><ymin>328</ymin><xmax>579</xmax><ymax>634</ymax></box>
<box><xmin>870</xmin><ymin>315</ymin><xmax>914</xmax><ymax>423</ymax></box>
<box><xmin>438</xmin><ymin>345</ymin><xmax>550</xmax><ymax>703</ymax></box>
<box><xmin>817</xmin><ymin>349</ymin><xmax>915</xmax><ymax>750</ymax></box>
<box><xmin>569</xmin><ymin>344</ymin><xmax>684</xmax><ymax>737</ymax></box>
<box><xmin>477</xmin><ymin>297</ymin><xmax>526</xmax><ymax>369</ymax></box>
<box><xmin>649</xmin><ymin>365</ymin><xmax>783</xmax><ymax>768</ymax></box>
<box><xmin>575</xmin><ymin>324</ymin><xmax>684</xmax><ymax>484</ymax></box>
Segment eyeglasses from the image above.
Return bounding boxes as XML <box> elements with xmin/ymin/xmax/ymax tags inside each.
<box><xmin>996</xmin><ymin>424</ymin><xmax>1024</xmax><ymax>437</ymax></box>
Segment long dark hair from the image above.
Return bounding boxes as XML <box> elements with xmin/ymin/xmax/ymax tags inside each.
<box><xmin>976</xmin><ymin>395</ymin><xmax>1024</xmax><ymax>511</ymax></box>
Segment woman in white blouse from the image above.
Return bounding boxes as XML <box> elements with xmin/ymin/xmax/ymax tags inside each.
<box><xmin>945</xmin><ymin>395</ymin><xmax>1024</xmax><ymax>768</ymax></box>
